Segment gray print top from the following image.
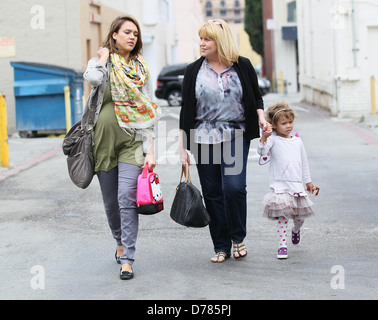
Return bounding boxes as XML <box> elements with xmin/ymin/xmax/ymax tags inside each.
<box><xmin>194</xmin><ymin>58</ymin><xmax>245</xmax><ymax>144</ymax></box>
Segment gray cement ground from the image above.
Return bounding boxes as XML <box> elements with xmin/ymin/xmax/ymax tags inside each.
<box><xmin>0</xmin><ymin>93</ymin><xmax>377</xmax><ymax>301</ymax></box>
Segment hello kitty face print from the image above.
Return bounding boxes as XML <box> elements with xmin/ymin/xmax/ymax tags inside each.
<box><xmin>150</xmin><ymin>175</ymin><xmax>162</xmax><ymax>201</ymax></box>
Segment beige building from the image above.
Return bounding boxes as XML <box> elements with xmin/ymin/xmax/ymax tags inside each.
<box><xmin>202</xmin><ymin>0</ymin><xmax>245</xmax><ymax>25</ymax></box>
<box><xmin>0</xmin><ymin>0</ymin><xmax>177</xmax><ymax>134</ymax></box>
<box><xmin>262</xmin><ymin>0</ymin><xmax>299</xmax><ymax>93</ymax></box>
<box><xmin>200</xmin><ymin>0</ymin><xmax>261</xmax><ymax>68</ymax></box>
<box><xmin>201</xmin><ymin>0</ymin><xmax>245</xmax><ymax>43</ymax></box>
<box><xmin>174</xmin><ymin>0</ymin><xmax>204</xmax><ymax>63</ymax></box>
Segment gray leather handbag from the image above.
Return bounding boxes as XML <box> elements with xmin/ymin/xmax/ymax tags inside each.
<box><xmin>62</xmin><ymin>120</ymin><xmax>95</xmax><ymax>189</ymax></box>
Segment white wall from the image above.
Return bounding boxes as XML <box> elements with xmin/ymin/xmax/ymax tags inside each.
<box><xmin>271</xmin><ymin>0</ymin><xmax>299</xmax><ymax>94</ymax></box>
<box><xmin>298</xmin><ymin>0</ymin><xmax>378</xmax><ymax>117</ymax></box>
<box><xmin>174</xmin><ymin>0</ymin><xmax>203</xmax><ymax>64</ymax></box>
<box><xmin>0</xmin><ymin>0</ymin><xmax>81</xmax><ymax>133</ymax></box>
<box><xmin>109</xmin><ymin>0</ymin><xmax>176</xmax><ymax>93</ymax></box>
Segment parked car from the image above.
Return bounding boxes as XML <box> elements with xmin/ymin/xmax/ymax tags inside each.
<box><xmin>155</xmin><ymin>63</ymin><xmax>271</xmax><ymax>106</ymax></box>
<box><xmin>258</xmin><ymin>76</ymin><xmax>271</xmax><ymax>96</ymax></box>
<box><xmin>155</xmin><ymin>63</ymin><xmax>188</xmax><ymax>106</ymax></box>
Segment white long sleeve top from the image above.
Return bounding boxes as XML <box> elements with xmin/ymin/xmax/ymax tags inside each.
<box><xmin>257</xmin><ymin>133</ymin><xmax>312</xmax><ymax>196</ymax></box>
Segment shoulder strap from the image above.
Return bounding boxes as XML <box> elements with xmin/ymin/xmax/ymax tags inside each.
<box><xmin>82</xmin><ymin>62</ymin><xmax>111</xmax><ymax>131</ymax></box>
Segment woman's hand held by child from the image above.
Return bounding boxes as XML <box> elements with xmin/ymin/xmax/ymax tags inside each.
<box><xmin>263</xmin><ymin>123</ymin><xmax>273</xmax><ymax>138</ymax></box>
<box><xmin>264</xmin><ymin>123</ymin><xmax>273</xmax><ymax>136</ymax></box>
<box><xmin>260</xmin><ymin>123</ymin><xmax>272</xmax><ymax>143</ymax></box>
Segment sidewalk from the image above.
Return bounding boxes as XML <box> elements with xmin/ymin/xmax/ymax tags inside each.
<box><xmin>264</xmin><ymin>92</ymin><xmax>378</xmax><ymax>141</ymax></box>
<box><xmin>0</xmin><ymin>135</ymin><xmax>63</xmax><ymax>181</ymax></box>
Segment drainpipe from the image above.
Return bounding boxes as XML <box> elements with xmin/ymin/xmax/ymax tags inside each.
<box><xmin>333</xmin><ymin>19</ymin><xmax>340</xmax><ymax>116</ymax></box>
<box><xmin>351</xmin><ymin>0</ymin><xmax>358</xmax><ymax>67</ymax></box>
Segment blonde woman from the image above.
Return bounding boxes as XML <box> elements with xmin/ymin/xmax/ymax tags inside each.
<box><xmin>179</xmin><ymin>19</ymin><xmax>267</xmax><ymax>263</ymax></box>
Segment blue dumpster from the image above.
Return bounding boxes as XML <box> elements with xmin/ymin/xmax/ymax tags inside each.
<box><xmin>10</xmin><ymin>62</ymin><xmax>83</xmax><ymax>134</ymax></box>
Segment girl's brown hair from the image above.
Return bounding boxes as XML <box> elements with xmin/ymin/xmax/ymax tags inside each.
<box><xmin>266</xmin><ymin>102</ymin><xmax>296</xmax><ymax>126</ymax></box>
<box><xmin>102</xmin><ymin>15</ymin><xmax>143</xmax><ymax>59</ymax></box>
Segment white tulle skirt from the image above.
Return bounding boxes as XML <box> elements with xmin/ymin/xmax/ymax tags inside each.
<box><xmin>262</xmin><ymin>191</ymin><xmax>314</xmax><ymax>220</ymax></box>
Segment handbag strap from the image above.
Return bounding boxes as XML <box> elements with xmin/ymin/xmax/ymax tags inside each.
<box><xmin>141</xmin><ymin>165</ymin><xmax>151</xmax><ymax>178</ymax></box>
<box><xmin>82</xmin><ymin>100</ymin><xmax>98</xmax><ymax>134</ymax></box>
<box><xmin>82</xmin><ymin>61</ymin><xmax>111</xmax><ymax>132</ymax></box>
<box><xmin>180</xmin><ymin>164</ymin><xmax>191</xmax><ymax>184</ymax></box>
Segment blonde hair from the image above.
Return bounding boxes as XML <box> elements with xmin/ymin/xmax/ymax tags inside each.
<box><xmin>266</xmin><ymin>102</ymin><xmax>296</xmax><ymax>128</ymax></box>
<box><xmin>198</xmin><ymin>19</ymin><xmax>239</xmax><ymax>66</ymax></box>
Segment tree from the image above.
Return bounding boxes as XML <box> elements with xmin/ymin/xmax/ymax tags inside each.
<box><xmin>244</xmin><ymin>0</ymin><xmax>264</xmax><ymax>56</ymax></box>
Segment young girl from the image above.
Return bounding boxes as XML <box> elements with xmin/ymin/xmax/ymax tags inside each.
<box><xmin>257</xmin><ymin>103</ymin><xmax>316</xmax><ymax>259</ymax></box>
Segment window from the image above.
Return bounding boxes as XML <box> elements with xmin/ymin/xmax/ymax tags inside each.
<box><xmin>234</xmin><ymin>0</ymin><xmax>241</xmax><ymax>15</ymax></box>
<box><xmin>220</xmin><ymin>1</ymin><xmax>227</xmax><ymax>16</ymax></box>
<box><xmin>206</xmin><ymin>1</ymin><xmax>212</xmax><ymax>17</ymax></box>
<box><xmin>287</xmin><ymin>1</ymin><xmax>297</xmax><ymax>23</ymax></box>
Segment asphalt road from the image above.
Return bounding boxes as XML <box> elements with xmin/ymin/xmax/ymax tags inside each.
<box><xmin>0</xmin><ymin>94</ymin><xmax>377</xmax><ymax>301</ymax></box>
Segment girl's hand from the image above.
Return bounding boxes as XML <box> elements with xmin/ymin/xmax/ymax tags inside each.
<box><xmin>306</xmin><ymin>182</ymin><xmax>315</xmax><ymax>193</ymax></box>
<box><xmin>263</xmin><ymin>123</ymin><xmax>273</xmax><ymax>137</ymax></box>
<box><xmin>143</xmin><ymin>153</ymin><xmax>156</xmax><ymax>171</ymax></box>
<box><xmin>260</xmin><ymin>123</ymin><xmax>272</xmax><ymax>143</ymax></box>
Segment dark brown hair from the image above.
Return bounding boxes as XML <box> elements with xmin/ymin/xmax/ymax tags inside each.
<box><xmin>102</xmin><ymin>15</ymin><xmax>143</xmax><ymax>59</ymax></box>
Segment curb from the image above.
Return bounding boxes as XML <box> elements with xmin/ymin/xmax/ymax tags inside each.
<box><xmin>0</xmin><ymin>148</ymin><xmax>61</xmax><ymax>182</ymax></box>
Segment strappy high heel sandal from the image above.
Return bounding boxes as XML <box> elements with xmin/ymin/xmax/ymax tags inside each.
<box><xmin>232</xmin><ymin>241</ymin><xmax>247</xmax><ymax>259</ymax></box>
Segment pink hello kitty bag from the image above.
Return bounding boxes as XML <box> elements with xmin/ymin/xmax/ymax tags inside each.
<box><xmin>136</xmin><ymin>166</ymin><xmax>164</xmax><ymax>215</ymax></box>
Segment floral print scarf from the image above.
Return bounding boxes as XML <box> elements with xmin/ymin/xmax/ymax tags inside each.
<box><xmin>110</xmin><ymin>53</ymin><xmax>160</xmax><ymax>131</ymax></box>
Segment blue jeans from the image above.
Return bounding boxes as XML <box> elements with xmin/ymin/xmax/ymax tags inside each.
<box><xmin>194</xmin><ymin>135</ymin><xmax>250</xmax><ymax>255</ymax></box>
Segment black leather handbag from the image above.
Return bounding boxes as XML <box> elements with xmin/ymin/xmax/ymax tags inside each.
<box><xmin>170</xmin><ymin>164</ymin><xmax>210</xmax><ymax>228</ymax></box>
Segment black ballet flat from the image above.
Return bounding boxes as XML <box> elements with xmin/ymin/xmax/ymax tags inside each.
<box><xmin>119</xmin><ymin>268</ymin><xmax>134</xmax><ymax>280</ymax></box>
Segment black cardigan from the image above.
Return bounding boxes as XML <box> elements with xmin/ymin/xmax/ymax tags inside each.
<box><xmin>179</xmin><ymin>56</ymin><xmax>264</xmax><ymax>150</ymax></box>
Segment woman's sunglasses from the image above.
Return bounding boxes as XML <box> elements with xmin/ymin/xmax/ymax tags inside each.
<box><xmin>207</xmin><ymin>20</ymin><xmax>223</xmax><ymax>29</ymax></box>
